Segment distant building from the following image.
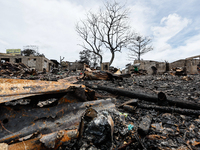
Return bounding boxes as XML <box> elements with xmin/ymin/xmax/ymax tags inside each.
<box><xmin>169</xmin><ymin>55</ymin><xmax>200</xmax><ymax>74</ymax></box>
<box><xmin>0</xmin><ymin>53</ymin><xmax>55</xmax><ymax>72</ymax></box>
<box><xmin>50</xmin><ymin>59</ymin><xmax>59</xmax><ymax>68</ymax></box>
<box><xmin>130</xmin><ymin>60</ymin><xmax>167</xmax><ymax>75</ymax></box>
<box><xmin>101</xmin><ymin>62</ymin><xmax>109</xmax><ymax>71</ymax></box>
<box><xmin>61</xmin><ymin>61</ymin><xmax>84</xmax><ymax>71</ymax></box>
<box><xmin>130</xmin><ymin>55</ymin><xmax>200</xmax><ymax>75</ymax></box>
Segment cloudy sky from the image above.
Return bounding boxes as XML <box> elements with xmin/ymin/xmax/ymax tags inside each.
<box><xmin>0</xmin><ymin>0</ymin><xmax>200</xmax><ymax>69</ymax></box>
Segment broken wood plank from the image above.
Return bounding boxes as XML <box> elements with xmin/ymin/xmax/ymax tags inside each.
<box><xmin>119</xmin><ymin>99</ymin><xmax>138</xmax><ymax>108</ymax></box>
<box><xmin>0</xmin><ymin>78</ymin><xmax>85</xmax><ymax>103</ymax></box>
<box><xmin>123</xmin><ymin>105</ymin><xmax>136</xmax><ymax>112</ymax></box>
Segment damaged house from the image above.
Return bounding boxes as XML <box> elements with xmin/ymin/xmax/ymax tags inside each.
<box><xmin>129</xmin><ymin>60</ymin><xmax>167</xmax><ymax>75</ymax></box>
<box><xmin>130</xmin><ymin>55</ymin><xmax>200</xmax><ymax>75</ymax></box>
<box><xmin>0</xmin><ymin>57</ymin><xmax>200</xmax><ymax>149</ymax></box>
<box><xmin>61</xmin><ymin>61</ymin><xmax>85</xmax><ymax>71</ymax></box>
<box><xmin>169</xmin><ymin>55</ymin><xmax>200</xmax><ymax>74</ymax></box>
<box><xmin>0</xmin><ymin>53</ymin><xmax>55</xmax><ymax>72</ymax></box>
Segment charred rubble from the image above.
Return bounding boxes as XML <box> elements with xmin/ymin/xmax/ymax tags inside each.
<box><xmin>0</xmin><ymin>62</ymin><xmax>200</xmax><ymax>150</ymax></box>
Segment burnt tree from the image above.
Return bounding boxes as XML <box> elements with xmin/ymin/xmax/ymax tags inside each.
<box><xmin>76</xmin><ymin>2</ymin><xmax>134</xmax><ymax>66</ymax></box>
<box><xmin>128</xmin><ymin>35</ymin><xmax>153</xmax><ymax>61</ymax></box>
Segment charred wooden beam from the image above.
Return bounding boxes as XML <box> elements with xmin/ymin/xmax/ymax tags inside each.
<box><xmin>120</xmin><ymin>98</ymin><xmax>200</xmax><ymax>115</ymax></box>
<box><xmin>121</xmin><ymin>100</ymin><xmax>200</xmax><ymax>115</ymax></box>
<box><xmin>158</xmin><ymin>92</ymin><xmax>200</xmax><ymax>110</ymax></box>
<box><xmin>86</xmin><ymin>84</ymin><xmax>158</xmax><ymax>102</ymax></box>
<box><xmin>86</xmin><ymin>84</ymin><xmax>200</xmax><ymax>110</ymax></box>
<box><xmin>137</xmin><ymin>103</ymin><xmax>200</xmax><ymax>115</ymax></box>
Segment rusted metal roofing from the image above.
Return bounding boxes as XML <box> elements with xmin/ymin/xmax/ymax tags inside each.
<box><xmin>8</xmin><ymin>129</ymin><xmax>78</xmax><ymax>150</ymax></box>
<box><xmin>0</xmin><ymin>78</ymin><xmax>84</xmax><ymax>103</ymax></box>
<box><xmin>0</xmin><ymin>99</ymin><xmax>115</xmax><ymax>145</ymax></box>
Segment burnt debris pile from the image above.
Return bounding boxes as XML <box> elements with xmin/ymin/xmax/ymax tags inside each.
<box><xmin>0</xmin><ymin>65</ymin><xmax>200</xmax><ymax>150</ymax></box>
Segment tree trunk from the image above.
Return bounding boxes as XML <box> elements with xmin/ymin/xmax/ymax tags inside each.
<box><xmin>109</xmin><ymin>51</ymin><xmax>115</xmax><ymax>66</ymax></box>
<box><xmin>138</xmin><ymin>43</ymin><xmax>141</xmax><ymax>61</ymax></box>
<box><xmin>93</xmin><ymin>52</ymin><xmax>102</xmax><ymax>66</ymax></box>
<box><xmin>99</xmin><ymin>54</ymin><xmax>103</xmax><ymax>64</ymax></box>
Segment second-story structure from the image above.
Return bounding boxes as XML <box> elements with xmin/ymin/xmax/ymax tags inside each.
<box><xmin>0</xmin><ymin>53</ymin><xmax>55</xmax><ymax>72</ymax></box>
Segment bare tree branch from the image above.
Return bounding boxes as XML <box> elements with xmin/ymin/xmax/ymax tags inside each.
<box><xmin>76</xmin><ymin>1</ymin><xmax>134</xmax><ymax>66</ymax></box>
<box><xmin>128</xmin><ymin>35</ymin><xmax>153</xmax><ymax>61</ymax></box>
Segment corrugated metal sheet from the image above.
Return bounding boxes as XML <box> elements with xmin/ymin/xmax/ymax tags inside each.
<box><xmin>0</xmin><ymin>78</ymin><xmax>84</xmax><ymax>103</ymax></box>
<box><xmin>0</xmin><ymin>99</ymin><xmax>115</xmax><ymax>144</ymax></box>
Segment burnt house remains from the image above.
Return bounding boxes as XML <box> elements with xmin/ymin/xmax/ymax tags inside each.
<box><xmin>0</xmin><ymin>53</ymin><xmax>55</xmax><ymax>72</ymax></box>
<box><xmin>60</xmin><ymin>61</ymin><xmax>85</xmax><ymax>71</ymax></box>
<box><xmin>170</xmin><ymin>55</ymin><xmax>200</xmax><ymax>74</ymax></box>
<box><xmin>130</xmin><ymin>60</ymin><xmax>167</xmax><ymax>74</ymax></box>
<box><xmin>130</xmin><ymin>55</ymin><xmax>200</xmax><ymax>75</ymax></box>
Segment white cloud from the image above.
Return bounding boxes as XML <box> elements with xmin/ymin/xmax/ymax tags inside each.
<box><xmin>0</xmin><ymin>39</ymin><xmax>9</xmax><ymax>46</ymax></box>
<box><xmin>18</xmin><ymin>0</ymin><xmax>88</xmax><ymax>60</ymax></box>
<box><xmin>152</xmin><ymin>13</ymin><xmax>191</xmax><ymax>42</ymax></box>
<box><xmin>151</xmin><ymin>13</ymin><xmax>191</xmax><ymax>55</ymax></box>
<box><xmin>128</xmin><ymin>1</ymin><xmax>155</xmax><ymax>35</ymax></box>
<box><xmin>140</xmin><ymin>13</ymin><xmax>199</xmax><ymax>63</ymax></box>
<box><xmin>172</xmin><ymin>34</ymin><xmax>200</xmax><ymax>58</ymax></box>
<box><xmin>0</xmin><ymin>0</ymin><xmax>100</xmax><ymax>61</ymax></box>
<box><xmin>0</xmin><ymin>0</ymin><xmax>200</xmax><ymax>69</ymax></box>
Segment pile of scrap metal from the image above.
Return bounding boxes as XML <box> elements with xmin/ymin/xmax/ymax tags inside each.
<box><xmin>1</xmin><ymin>75</ymin><xmax>200</xmax><ymax>149</ymax></box>
<box><xmin>0</xmin><ymin>78</ymin><xmax>138</xmax><ymax>150</ymax></box>
<box><xmin>0</xmin><ymin>78</ymin><xmax>93</xmax><ymax>149</ymax></box>
<box><xmin>0</xmin><ymin>62</ymin><xmax>37</xmax><ymax>77</ymax></box>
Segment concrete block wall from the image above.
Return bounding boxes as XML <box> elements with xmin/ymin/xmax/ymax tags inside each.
<box><xmin>169</xmin><ymin>58</ymin><xmax>200</xmax><ymax>74</ymax></box>
<box><xmin>186</xmin><ymin>59</ymin><xmax>200</xmax><ymax>74</ymax></box>
<box><xmin>101</xmin><ymin>62</ymin><xmax>110</xmax><ymax>71</ymax></box>
<box><xmin>169</xmin><ymin>59</ymin><xmax>186</xmax><ymax>70</ymax></box>
<box><xmin>132</xmin><ymin>60</ymin><xmax>166</xmax><ymax>74</ymax></box>
<box><xmin>64</xmin><ymin>62</ymin><xmax>84</xmax><ymax>71</ymax></box>
<box><xmin>0</xmin><ymin>55</ymin><xmax>54</xmax><ymax>72</ymax></box>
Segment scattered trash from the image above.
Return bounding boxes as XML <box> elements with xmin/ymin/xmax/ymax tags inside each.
<box><xmin>128</xmin><ymin>124</ymin><xmax>134</xmax><ymax>130</ymax></box>
<box><xmin>0</xmin><ymin>62</ymin><xmax>200</xmax><ymax>149</ymax></box>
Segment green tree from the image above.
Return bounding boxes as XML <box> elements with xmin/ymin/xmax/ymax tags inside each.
<box><xmin>21</xmin><ymin>49</ymin><xmax>45</xmax><ymax>57</ymax></box>
<box><xmin>79</xmin><ymin>50</ymin><xmax>99</xmax><ymax>68</ymax></box>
